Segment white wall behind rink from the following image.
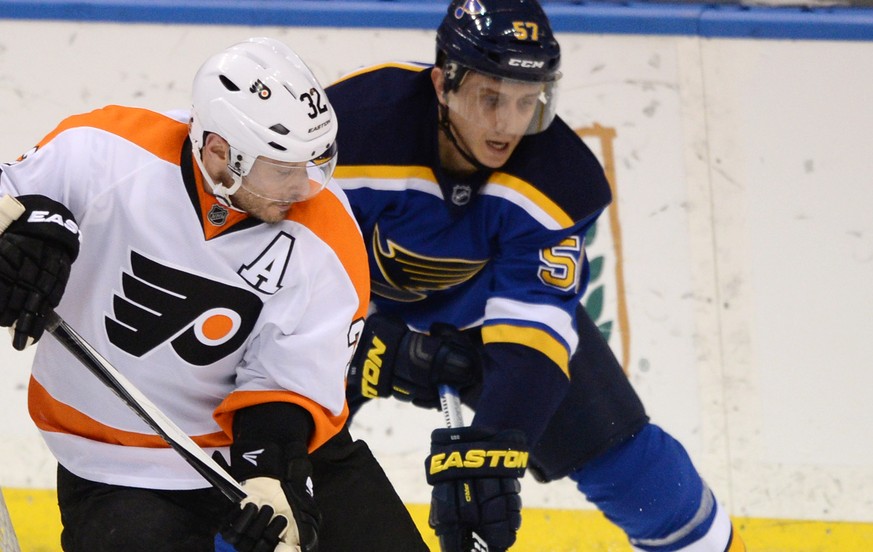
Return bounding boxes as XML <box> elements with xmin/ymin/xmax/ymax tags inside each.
<box><xmin>1</xmin><ymin>19</ymin><xmax>872</xmax><ymax>523</ymax></box>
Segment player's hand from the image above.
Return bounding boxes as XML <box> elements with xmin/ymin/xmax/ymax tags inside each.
<box><xmin>348</xmin><ymin>314</ymin><xmax>481</xmax><ymax>408</ymax></box>
<box><xmin>223</xmin><ymin>502</ymin><xmax>293</xmax><ymax>552</ymax></box>
<box><xmin>0</xmin><ymin>194</ymin><xmax>80</xmax><ymax>350</ymax></box>
<box><xmin>425</xmin><ymin>427</ymin><xmax>527</xmax><ymax>551</ymax></box>
<box><xmin>223</xmin><ymin>442</ymin><xmax>320</xmax><ymax>552</ymax></box>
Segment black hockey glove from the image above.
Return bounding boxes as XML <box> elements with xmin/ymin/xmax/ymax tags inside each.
<box><xmin>0</xmin><ymin>195</ymin><xmax>80</xmax><ymax>350</ymax></box>
<box><xmin>425</xmin><ymin>427</ymin><xmax>527</xmax><ymax>552</ymax></box>
<box><xmin>223</xmin><ymin>502</ymin><xmax>289</xmax><ymax>552</ymax></box>
<box><xmin>222</xmin><ymin>441</ymin><xmax>320</xmax><ymax>552</ymax></box>
<box><xmin>348</xmin><ymin>314</ymin><xmax>482</xmax><ymax>409</ymax></box>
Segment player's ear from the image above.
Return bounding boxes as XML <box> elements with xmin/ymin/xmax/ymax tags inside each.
<box><xmin>203</xmin><ymin>133</ymin><xmax>230</xmax><ymax>162</ymax></box>
<box><xmin>201</xmin><ymin>133</ymin><xmax>231</xmax><ymax>180</ymax></box>
<box><xmin>431</xmin><ymin>67</ymin><xmax>447</xmax><ymax>106</ymax></box>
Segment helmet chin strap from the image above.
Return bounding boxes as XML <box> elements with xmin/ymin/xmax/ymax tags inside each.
<box><xmin>192</xmin><ymin>149</ymin><xmax>245</xmax><ymax>211</ymax></box>
<box><xmin>437</xmin><ymin>104</ymin><xmax>491</xmax><ymax>174</ymax></box>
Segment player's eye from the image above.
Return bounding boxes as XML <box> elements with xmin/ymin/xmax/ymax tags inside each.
<box><xmin>518</xmin><ymin>95</ymin><xmax>538</xmax><ymax>110</ymax></box>
<box><xmin>480</xmin><ymin>93</ymin><xmax>501</xmax><ymax>109</ymax></box>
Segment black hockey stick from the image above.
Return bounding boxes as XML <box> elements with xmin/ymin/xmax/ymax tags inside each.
<box><xmin>44</xmin><ymin>311</ymin><xmax>247</xmax><ymax>503</ymax></box>
<box><xmin>0</xmin><ymin>194</ymin><xmax>245</xmax><ymax>503</ymax></box>
<box><xmin>438</xmin><ymin>384</ymin><xmax>491</xmax><ymax>552</ymax></box>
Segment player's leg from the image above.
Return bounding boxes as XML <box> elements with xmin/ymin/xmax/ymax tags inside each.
<box><xmin>57</xmin><ymin>464</ymin><xmax>231</xmax><ymax>552</ymax></box>
<box><xmin>570</xmin><ymin>424</ymin><xmax>743</xmax><ymax>551</ymax></box>
<box><xmin>309</xmin><ymin>424</ymin><xmax>429</xmax><ymax>552</ymax></box>
<box><xmin>531</xmin><ymin>305</ymin><xmax>744</xmax><ymax>552</ymax></box>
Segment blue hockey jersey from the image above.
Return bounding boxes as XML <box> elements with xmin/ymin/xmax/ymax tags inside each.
<box><xmin>328</xmin><ymin>62</ymin><xmax>612</xmax><ymax>441</ymax></box>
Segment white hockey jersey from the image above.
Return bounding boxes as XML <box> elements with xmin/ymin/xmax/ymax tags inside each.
<box><xmin>0</xmin><ymin>105</ymin><xmax>369</xmax><ymax>490</ymax></box>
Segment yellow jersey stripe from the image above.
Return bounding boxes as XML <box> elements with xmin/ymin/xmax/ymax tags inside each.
<box><xmin>332</xmin><ymin>61</ymin><xmax>428</xmax><ymax>85</ymax></box>
<box><xmin>489</xmin><ymin>172</ymin><xmax>574</xmax><ymax>228</ymax></box>
<box><xmin>482</xmin><ymin>324</ymin><xmax>570</xmax><ymax>378</ymax></box>
<box><xmin>334</xmin><ymin>164</ymin><xmax>438</xmax><ymax>183</ymax></box>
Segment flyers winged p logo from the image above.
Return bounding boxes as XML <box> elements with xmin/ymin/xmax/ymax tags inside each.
<box><xmin>106</xmin><ymin>251</ymin><xmax>262</xmax><ymax>365</ymax></box>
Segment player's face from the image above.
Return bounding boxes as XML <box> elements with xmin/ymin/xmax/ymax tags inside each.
<box><xmin>234</xmin><ymin>157</ymin><xmax>329</xmax><ymax>223</ymax></box>
<box><xmin>445</xmin><ymin>72</ymin><xmax>544</xmax><ymax>169</ymax></box>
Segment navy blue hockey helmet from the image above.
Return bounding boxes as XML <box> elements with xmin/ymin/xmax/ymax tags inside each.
<box><xmin>436</xmin><ymin>0</ymin><xmax>561</xmax><ymax>134</ymax></box>
<box><xmin>436</xmin><ymin>0</ymin><xmax>561</xmax><ymax>88</ymax></box>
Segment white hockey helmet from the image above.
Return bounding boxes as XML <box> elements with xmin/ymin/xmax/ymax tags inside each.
<box><xmin>189</xmin><ymin>37</ymin><xmax>337</xmax><ymax>203</ymax></box>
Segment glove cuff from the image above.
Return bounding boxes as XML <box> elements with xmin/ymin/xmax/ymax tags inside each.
<box><xmin>426</xmin><ymin>427</ymin><xmax>528</xmax><ymax>485</ymax></box>
<box><xmin>229</xmin><ymin>440</ymin><xmax>308</xmax><ymax>482</ymax></box>
<box><xmin>8</xmin><ymin>195</ymin><xmax>80</xmax><ymax>260</ymax></box>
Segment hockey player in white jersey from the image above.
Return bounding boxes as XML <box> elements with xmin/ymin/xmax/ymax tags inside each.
<box><xmin>0</xmin><ymin>38</ymin><xmax>426</xmax><ymax>551</ymax></box>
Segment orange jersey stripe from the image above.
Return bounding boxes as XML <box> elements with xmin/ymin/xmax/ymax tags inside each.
<box><xmin>32</xmin><ymin>104</ymin><xmax>245</xmax><ymax>242</ymax></box>
<box><xmin>288</xmin><ymin>190</ymin><xmax>370</xmax><ymax>320</ymax></box>
<box><xmin>35</xmin><ymin>105</ymin><xmax>187</xmax><ymax>166</ymax></box>
<box><xmin>28</xmin><ymin>377</ymin><xmax>230</xmax><ymax>449</ymax></box>
<box><xmin>213</xmin><ymin>390</ymin><xmax>350</xmax><ymax>452</ymax></box>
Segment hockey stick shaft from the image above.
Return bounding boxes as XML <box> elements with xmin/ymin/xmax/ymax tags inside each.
<box><xmin>438</xmin><ymin>384</ymin><xmax>491</xmax><ymax>552</ymax></box>
<box><xmin>44</xmin><ymin>312</ymin><xmax>247</xmax><ymax>503</ymax></box>
<box><xmin>0</xmin><ymin>195</ymin><xmax>25</xmax><ymax>230</ymax></box>
<box><xmin>0</xmin><ymin>490</ymin><xmax>22</xmax><ymax>552</ymax></box>
<box><xmin>439</xmin><ymin>384</ymin><xmax>464</xmax><ymax>428</ymax></box>
<box><xmin>0</xmin><ymin>196</ymin><xmax>32</xmax><ymax>550</ymax></box>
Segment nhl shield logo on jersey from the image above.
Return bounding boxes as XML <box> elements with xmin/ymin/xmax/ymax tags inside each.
<box><xmin>105</xmin><ymin>250</ymin><xmax>262</xmax><ymax>366</ymax></box>
<box><xmin>451</xmin><ymin>184</ymin><xmax>472</xmax><ymax>206</ymax></box>
<box><xmin>207</xmin><ymin>204</ymin><xmax>229</xmax><ymax>226</ymax></box>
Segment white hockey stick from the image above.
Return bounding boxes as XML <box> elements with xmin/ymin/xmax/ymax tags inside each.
<box><xmin>439</xmin><ymin>384</ymin><xmax>465</xmax><ymax>429</ymax></box>
<box><xmin>0</xmin><ymin>490</ymin><xmax>21</xmax><ymax>552</ymax></box>
<box><xmin>0</xmin><ymin>196</ymin><xmax>27</xmax><ymax>550</ymax></box>
<box><xmin>0</xmin><ymin>194</ymin><xmax>245</xmax><ymax>503</ymax></box>
<box><xmin>438</xmin><ymin>384</ymin><xmax>490</xmax><ymax>552</ymax></box>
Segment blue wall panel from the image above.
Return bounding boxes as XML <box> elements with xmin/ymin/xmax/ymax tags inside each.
<box><xmin>1</xmin><ymin>0</ymin><xmax>872</xmax><ymax>40</ymax></box>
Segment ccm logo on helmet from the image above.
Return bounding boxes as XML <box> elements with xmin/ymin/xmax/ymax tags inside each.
<box><xmin>508</xmin><ymin>58</ymin><xmax>545</xmax><ymax>69</ymax></box>
<box><xmin>429</xmin><ymin>449</ymin><xmax>529</xmax><ymax>475</ymax></box>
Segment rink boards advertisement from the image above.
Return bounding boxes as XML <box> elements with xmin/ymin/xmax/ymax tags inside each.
<box><xmin>0</xmin><ymin>3</ymin><xmax>872</xmax><ymax>550</ymax></box>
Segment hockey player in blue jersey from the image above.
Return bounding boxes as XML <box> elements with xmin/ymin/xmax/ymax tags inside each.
<box><xmin>329</xmin><ymin>0</ymin><xmax>746</xmax><ymax>551</ymax></box>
